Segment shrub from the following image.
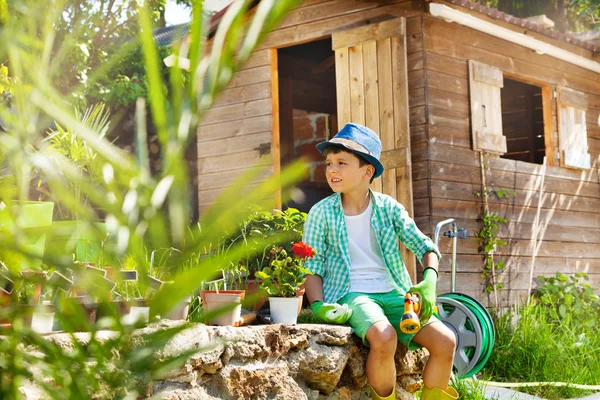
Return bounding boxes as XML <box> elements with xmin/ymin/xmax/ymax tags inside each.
<box><xmin>483</xmin><ymin>273</ymin><xmax>600</xmax><ymax>399</ymax></box>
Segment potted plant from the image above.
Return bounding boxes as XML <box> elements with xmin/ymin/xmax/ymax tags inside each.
<box><xmin>39</xmin><ymin>103</ymin><xmax>111</xmax><ymax>264</ymax></box>
<box><xmin>1</xmin><ymin>145</ymin><xmax>55</xmax><ymax>271</ymax></box>
<box><xmin>7</xmin><ymin>269</ymin><xmax>57</xmax><ymax>334</ymax></box>
<box><xmin>220</xmin><ymin>207</ymin><xmax>308</xmax><ymax>311</ymax></box>
<box><xmin>0</xmin><ymin>201</ymin><xmax>55</xmax><ymax>270</ymax></box>
<box><xmin>198</xmin><ymin>269</ymin><xmax>246</xmax><ymax>326</ymax></box>
<box><xmin>256</xmin><ymin>242</ymin><xmax>314</xmax><ymax>325</ymax></box>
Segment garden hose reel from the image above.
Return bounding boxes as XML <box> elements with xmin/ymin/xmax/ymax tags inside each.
<box><xmin>434</xmin><ymin>219</ymin><xmax>495</xmax><ymax>379</ymax></box>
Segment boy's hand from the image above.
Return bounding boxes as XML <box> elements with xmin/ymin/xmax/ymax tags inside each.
<box><xmin>408</xmin><ymin>268</ymin><xmax>438</xmax><ymax>322</ymax></box>
<box><xmin>311</xmin><ymin>301</ymin><xmax>352</xmax><ymax>324</ymax></box>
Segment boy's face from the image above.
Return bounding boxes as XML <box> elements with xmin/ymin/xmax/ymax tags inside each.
<box><xmin>325</xmin><ymin>150</ymin><xmax>373</xmax><ymax>194</ymax></box>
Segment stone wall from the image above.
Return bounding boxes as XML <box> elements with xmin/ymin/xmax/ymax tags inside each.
<box><xmin>28</xmin><ymin>320</ymin><xmax>427</xmax><ymax>399</ymax></box>
<box><xmin>141</xmin><ymin>320</ymin><xmax>428</xmax><ymax>400</ymax></box>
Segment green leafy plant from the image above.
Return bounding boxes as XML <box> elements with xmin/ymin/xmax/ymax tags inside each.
<box><xmin>0</xmin><ymin>0</ymin><xmax>304</xmax><ymax>397</ymax></box>
<box><xmin>0</xmin><ymin>64</ymin><xmax>15</xmax><ymax>108</ymax></box>
<box><xmin>483</xmin><ymin>273</ymin><xmax>600</xmax><ymax>399</ymax></box>
<box><xmin>476</xmin><ymin>209</ymin><xmax>507</xmax><ymax>292</ymax></box>
<box><xmin>536</xmin><ymin>272</ymin><xmax>599</xmax><ymax>329</ymax></box>
<box><xmin>256</xmin><ymin>242</ymin><xmax>314</xmax><ymax>297</ymax></box>
<box><xmin>221</xmin><ymin>207</ymin><xmax>308</xmax><ymax>281</ymax></box>
<box><xmin>474</xmin><ymin>162</ymin><xmax>515</xmax><ymax>310</ymax></box>
<box><xmin>39</xmin><ymin>102</ymin><xmax>113</xmax><ymax>220</ymax></box>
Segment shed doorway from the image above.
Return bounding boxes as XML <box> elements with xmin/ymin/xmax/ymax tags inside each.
<box><xmin>277</xmin><ymin>38</ymin><xmax>337</xmax><ymax>213</ymax></box>
<box><xmin>271</xmin><ymin>18</ymin><xmax>416</xmax><ymax>281</ymax></box>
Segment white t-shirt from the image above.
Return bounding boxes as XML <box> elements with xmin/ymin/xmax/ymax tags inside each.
<box><xmin>344</xmin><ymin>199</ymin><xmax>395</xmax><ymax>293</ymax></box>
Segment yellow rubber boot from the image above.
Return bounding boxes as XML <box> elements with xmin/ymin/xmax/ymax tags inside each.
<box><xmin>370</xmin><ymin>384</ymin><xmax>396</xmax><ymax>400</ymax></box>
<box><xmin>420</xmin><ymin>386</ymin><xmax>459</xmax><ymax>400</ymax></box>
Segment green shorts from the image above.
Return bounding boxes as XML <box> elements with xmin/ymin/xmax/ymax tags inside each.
<box><xmin>338</xmin><ymin>290</ymin><xmax>437</xmax><ymax>351</ymax></box>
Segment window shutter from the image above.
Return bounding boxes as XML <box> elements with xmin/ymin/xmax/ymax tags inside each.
<box><xmin>468</xmin><ymin>60</ymin><xmax>507</xmax><ymax>154</ymax></box>
<box><xmin>557</xmin><ymin>87</ymin><xmax>591</xmax><ymax>170</ymax></box>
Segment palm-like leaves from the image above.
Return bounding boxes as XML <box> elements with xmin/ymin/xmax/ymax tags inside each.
<box><xmin>0</xmin><ymin>0</ymin><xmax>304</xmax><ymax>397</ymax></box>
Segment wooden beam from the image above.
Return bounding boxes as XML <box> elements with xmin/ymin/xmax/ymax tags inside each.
<box><xmin>542</xmin><ymin>85</ymin><xmax>556</xmax><ymax>166</ymax></box>
<box><xmin>380</xmin><ymin>147</ymin><xmax>409</xmax><ymax>169</ymax></box>
<box><xmin>270</xmin><ymin>48</ymin><xmax>282</xmax><ymax>209</ymax></box>
<box><xmin>332</xmin><ymin>17</ymin><xmax>406</xmax><ymax>50</ymax></box>
<box><xmin>312</xmin><ymin>54</ymin><xmax>335</xmax><ymax>75</ymax></box>
<box><xmin>335</xmin><ymin>46</ymin><xmax>351</xmax><ymax>126</ymax></box>
<box><xmin>391</xmin><ymin>30</ymin><xmax>417</xmax><ymax>284</ymax></box>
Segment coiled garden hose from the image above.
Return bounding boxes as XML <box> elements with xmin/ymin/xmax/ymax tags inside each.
<box><xmin>437</xmin><ymin>292</ymin><xmax>495</xmax><ymax>379</ymax></box>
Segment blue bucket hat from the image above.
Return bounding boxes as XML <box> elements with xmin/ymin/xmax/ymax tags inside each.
<box><xmin>316</xmin><ymin>123</ymin><xmax>384</xmax><ymax>179</ymax></box>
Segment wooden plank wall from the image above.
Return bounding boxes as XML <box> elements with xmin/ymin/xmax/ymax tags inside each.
<box><xmin>196</xmin><ymin>0</ymin><xmax>599</xmax><ymax>309</ymax></box>
<box><xmin>196</xmin><ymin>0</ymin><xmax>425</xmax><ymax>211</ymax></box>
<box><xmin>413</xmin><ymin>11</ymin><xmax>600</xmax><ymax>308</ymax></box>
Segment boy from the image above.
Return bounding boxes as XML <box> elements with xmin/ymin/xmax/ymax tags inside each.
<box><xmin>303</xmin><ymin>123</ymin><xmax>458</xmax><ymax>400</ymax></box>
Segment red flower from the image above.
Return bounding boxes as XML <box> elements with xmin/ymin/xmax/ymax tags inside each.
<box><xmin>292</xmin><ymin>242</ymin><xmax>315</xmax><ymax>259</ymax></box>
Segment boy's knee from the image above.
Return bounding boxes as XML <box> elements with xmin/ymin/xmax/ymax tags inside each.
<box><xmin>430</xmin><ymin>326</ymin><xmax>456</xmax><ymax>357</ymax></box>
<box><xmin>367</xmin><ymin>323</ymin><xmax>397</xmax><ymax>352</ymax></box>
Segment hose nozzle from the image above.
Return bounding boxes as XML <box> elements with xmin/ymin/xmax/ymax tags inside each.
<box><xmin>400</xmin><ymin>292</ymin><xmax>421</xmax><ymax>334</ymax></box>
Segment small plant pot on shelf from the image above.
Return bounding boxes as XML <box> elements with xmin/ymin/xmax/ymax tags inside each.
<box><xmin>0</xmin><ymin>201</ymin><xmax>54</xmax><ymax>270</ymax></box>
<box><xmin>45</xmin><ymin>221</ymin><xmax>106</xmax><ymax>264</ymax></box>
<box><xmin>56</xmin><ymin>296</ymin><xmax>98</xmax><ymax>331</ymax></box>
<box><xmin>97</xmin><ymin>299</ymin><xmax>149</xmax><ymax>327</ymax></box>
<box><xmin>19</xmin><ymin>304</ymin><xmax>55</xmax><ymax>334</ymax></box>
<box><xmin>269</xmin><ymin>296</ymin><xmax>300</xmax><ymax>325</ymax></box>
<box><xmin>164</xmin><ymin>295</ymin><xmax>193</xmax><ymax>320</ymax></box>
<box><xmin>200</xmin><ymin>290</ymin><xmax>245</xmax><ymax>326</ymax></box>
<box><xmin>121</xmin><ymin>300</ymin><xmax>149</xmax><ymax>326</ymax></box>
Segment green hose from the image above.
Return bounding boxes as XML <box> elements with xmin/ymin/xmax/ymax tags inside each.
<box><xmin>467</xmin><ymin>379</ymin><xmax>600</xmax><ymax>391</ymax></box>
<box><xmin>439</xmin><ymin>292</ymin><xmax>495</xmax><ymax>379</ymax></box>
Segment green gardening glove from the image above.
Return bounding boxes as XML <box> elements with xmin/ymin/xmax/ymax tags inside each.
<box><xmin>311</xmin><ymin>301</ymin><xmax>353</xmax><ymax>324</ymax></box>
<box><xmin>408</xmin><ymin>268</ymin><xmax>438</xmax><ymax>322</ymax></box>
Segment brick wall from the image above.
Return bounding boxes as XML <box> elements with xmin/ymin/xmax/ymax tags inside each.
<box><xmin>292</xmin><ymin>109</ymin><xmax>332</xmax><ymax>184</ymax></box>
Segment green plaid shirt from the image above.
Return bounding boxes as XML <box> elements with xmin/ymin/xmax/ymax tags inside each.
<box><xmin>303</xmin><ymin>190</ymin><xmax>441</xmax><ymax>303</ymax></box>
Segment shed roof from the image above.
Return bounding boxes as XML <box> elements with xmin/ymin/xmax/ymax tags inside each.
<box><xmin>442</xmin><ymin>0</ymin><xmax>599</xmax><ymax>52</ymax></box>
<box><xmin>161</xmin><ymin>1</ymin><xmax>599</xmax><ymax>53</ymax></box>
<box><xmin>155</xmin><ymin>1</ymin><xmax>259</xmax><ymax>46</ymax></box>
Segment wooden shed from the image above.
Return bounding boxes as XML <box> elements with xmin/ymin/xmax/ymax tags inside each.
<box><xmin>196</xmin><ymin>0</ymin><xmax>600</xmax><ymax>308</ymax></box>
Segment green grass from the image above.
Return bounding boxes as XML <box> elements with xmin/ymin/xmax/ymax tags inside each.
<box><xmin>482</xmin><ymin>300</ymin><xmax>600</xmax><ymax>399</ymax></box>
<box><xmin>452</xmin><ymin>377</ymin><xmax>494</xmax><ymax>400</ymax></box>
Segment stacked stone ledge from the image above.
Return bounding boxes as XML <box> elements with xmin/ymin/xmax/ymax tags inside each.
<box><xmin>29</xmin><ymin>320</ymin><xmax>429</xmax><ymax>400</ymax></box>
<box><xmin>145</xmin><ymin>320</ymin><xmax>427</xmax><ymax>399</ymax></box>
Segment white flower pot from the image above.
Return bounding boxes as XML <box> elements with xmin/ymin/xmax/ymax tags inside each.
<box><xmin>31</xmin><ymin>309</ymin><xmax>55</xmax><ymax>334</ymax></box>
<box><xmin>203</xmin><ymin>292</ymin><xmax>243</xmax><ymax>326</ymax></box>
<box><xmin>269</xmin><ymin>296</ymin><xmax>300</xmax><ymax>325</ymax></box>
<box><xmin>165</xmin><ymin>295</ymin><xmax>192</xmax><ymax>320</ymax></box>
<box><xmin>122</xmin><ymin>306</ymin><xmax>150</xmax><ymax>326</ymax></box>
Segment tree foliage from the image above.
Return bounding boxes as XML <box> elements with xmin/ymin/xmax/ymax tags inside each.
<box><xmin>3</xmin><ymin>0</ymin><xmax>169</xmax><ymax>110</ymax></box>
<box><xmin>480</xmin><ymin>0</ymin><xmax>599</xmax><ymax>31</ymax></box>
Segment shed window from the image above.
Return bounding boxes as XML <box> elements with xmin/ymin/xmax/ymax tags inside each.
<box><xmin>468</xmin><ymin>60</ymin><xmax>507</xmax><ymax>155</ymax></box>
<box><xmin>557</xmin><ymin>87</ymin><xmax>591</xmax><ymax>170</ymax></box>
<box><xmin>500</xmin><ymin>79</ymin><xmax>546</xmax><ymax>164</ymax></box>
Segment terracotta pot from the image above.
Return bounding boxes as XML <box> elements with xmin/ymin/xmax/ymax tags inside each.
<box><xmin>243</xmin><ymin>280</ymin><xmax>268</xmax><ymax>311</ymax></box>
<box><xmin>295</xmin><ymin>286</ymin><xmax>306</xmax><ymax>316</ymax></box>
